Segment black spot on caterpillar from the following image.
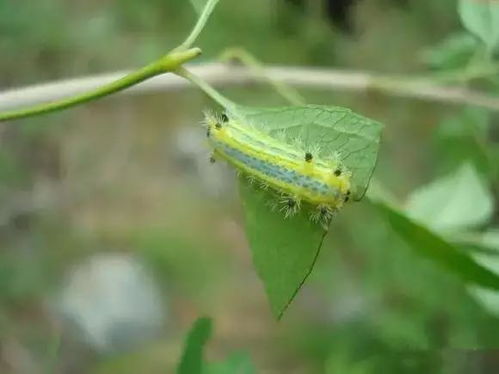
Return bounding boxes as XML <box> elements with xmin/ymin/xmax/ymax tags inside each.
<box><xmin>203</xmin><ymin>111</ymin><xmax>352</xmax><ymax>227</ymax></box>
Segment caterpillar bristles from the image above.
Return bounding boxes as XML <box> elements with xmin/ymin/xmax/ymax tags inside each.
<box><xmin>259</xmin><ymin>181</ymin><xmax>270</xmax><ymax>190</ymax></box>
<box><xmin>310</xmin><ymin>144</ymin><xmax>322</xmax><ymax>157</ymax></box>
<box><xmin>202</xmin><ymin>109</ymin><xmax>218</xmax><ymax>128</ymax></box>
<box><xmin>310</xmin><ymin>204</ymin><xmax>334</xmax><ymax>226</ymax></box>
<box><xmin>279</xmin><ymin>194</ymin><xmax>301</xmax><ymax>218</ymax></box>
<box><xmin>246</xmin><ymin>174</ymin><xmax>256</xmax><ymax>184</ymax></box>
<box><xmin>266</xmin><ymin>198</ymin><xmax>279</xmax><ymax>213</ymax></box>
<box><xmin>330</xmin><ymin>151</ymin><xmax>342</xmax><ymax>164</ymax></box>
<box><xmin>291</xmin><ymin>137</ymin><xmax>304</xmax><ymax>151</ymax></box>
<box><xmin>204</xmin><ymin>110</ymin><xmax>352</xmax><ymax>227</ymax></box>
<box><xmin>274</xmin><ymin>130</ymin><xmax>288</xmax><ymax>143</ymax></box>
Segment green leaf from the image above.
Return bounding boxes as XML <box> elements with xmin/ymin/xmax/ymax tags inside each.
<box><xmin>230</xmin><ymin>105</ymin><xmax>382</xmax><ymax>319</ymax></box>
<box><xmin>406</xmin><ymin>163</ymin><xmax>493</xmax><ymax>232</ymax></box>
<box><xmin>240</xmin><ymin>179</ymin><xmax>327</xmax><ymax>319</ymax></box>
<box><xmin>177</xmin><ymin>317</ymin><xmax>213</xmax><ymax>374</ymax></box>
<box><xmin>207</xmin><ymin>352</ymin><xmax>255</xmax><ymax>374</ymax></box>
<box><xmin>433</xmin><ymin>108</ymin><xmax>492</xmax><ymax>177</ymax></box>
<box><xmin>470</xmin><ymin>283</ymin><xmax>499</xmax><ymax>317</ymax></box>
<box><xmin>469</xmin><ymin>251</ymin><xmax>499</xmax><ymax>317</ymax></box>
<box><xmin>421</xmin><ymin>32</ymin><xmax>477</xmax><ymax>70</ymax></box>
<box><xmin>451</xmin><ymin>229</ymin><xmax>499</xmax><ymax>255</ymax></box>
<box><xmin>371</xmin><ymin>199</ymin><xmax>499</xmax><ymax>291</ymax></box>
<box><xmin>189</xmin><ymin>0</ymin><xmax>205</xmax><ymax>15</ymax></box>
<box><xmin>458</xmin><ymin>0</ymin><xmax>499</xmax><ymax>53</ymax></box>
<box><xmin>481</xmin><ymin>230</ymin><xmax>499</xmax><ymax>251</ymax></box>
<box><xmin>232</xmin><ymin>105</ymin><xmax>383</xmax><ymax>201</ymax></box>
<box><xmin>456</xmin><ymin>230</ymin><xmax>499</xmax><ymax>317</ymax></box>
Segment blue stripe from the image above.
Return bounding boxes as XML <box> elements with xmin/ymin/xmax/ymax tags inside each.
<box><xmin>212</xmin><ymin>139</ymin><xmax>338</xmax><ymax>198</ymax></box>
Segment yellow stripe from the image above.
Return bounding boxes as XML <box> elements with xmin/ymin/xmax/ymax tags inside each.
<box><xmin>212</xmin><ymin>126</ymin><xmax>350</xmax><ymax>206</ymax></box>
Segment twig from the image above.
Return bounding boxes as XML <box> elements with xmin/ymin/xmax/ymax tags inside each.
<box><xmin>220</xmin><ymin>47</ymin><xmax>306</xmax><ymax>105</ymax></box>
<box><xmin>174</xmin><ymin>0</ymin><xmax>220</xmax><ymax>52</ymax></box>
<box><xmin>0</xmin><ymin>48</ymin><xmax>201</xmax><ymax>121</ymax></box>
<box><xmin>1</xmin><ymin>63</ymin><xmax>498</xmax><ymax>113</ymax></box>
<box><xmin>0</xmin><ymin>0</ymin><xmax>222</xmax><ymax>121</ymax></box>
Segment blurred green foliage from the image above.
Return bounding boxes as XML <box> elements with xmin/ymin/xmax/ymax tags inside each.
<box><xmin>458</xmin><ymin>0</ymin><xmax>499</xmax><ymax>55</ymax></box>
<box><xmin>1</xmin><ymin>0</ymin><xmax>499</xmax><ymax>373</ymax></box>
<box><xmin>177</xmin><ymin>317</ymin><xmax>212</xmax><ymax>374</ymax></box>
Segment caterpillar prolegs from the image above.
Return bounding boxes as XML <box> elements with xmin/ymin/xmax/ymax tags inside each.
<box><xmin>204</xmin><ymin>111</ymin><xmax>352</xmax><ymax>227</ymax></box>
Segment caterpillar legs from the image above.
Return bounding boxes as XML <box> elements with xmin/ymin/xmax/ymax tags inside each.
<box><xmin>310</xmin><ymin>204</ymin><xmax>336</xmax><ymax>230</ymax></box>
<box><xmin>236</xmin><ymin>171</ymin><xmax>338</xmax><ymax>228</ymax></box>
<box><xmin>278</xmin><ymin>194</ymin><xmax>301</xmax><ymax>218</ymax></box>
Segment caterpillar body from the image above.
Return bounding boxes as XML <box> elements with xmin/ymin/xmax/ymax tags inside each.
<box><xmin>204</xmin><ymin>112</ymin><xmax>352</xmax><ymax>226</ymax></box>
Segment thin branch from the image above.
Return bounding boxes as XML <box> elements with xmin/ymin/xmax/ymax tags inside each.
<box><xmin>174</xmin><ymin>66</ymin><xmax>237</xmax><ymax>110</ymax></box>
<box><xmin>1</xmin><ymin>63</ymin><xmax>499</xmax><ymax>114</ymax></box>
<box><xmin>0</xmin><ymin>48</ymin><xmax>201</xmax><ymax>121</ymax></box>
<box><xmin>175</xmin><ymin>0</ymin><xmax>220</xmax><ymax>52</ymax></box>
<box><xmin>0</xmin><ymin>0</ymin><xmax>221</xmax><ymax>121</ymax></box>
<box><xmin>220</xmin><ymin>47</ymin><xmax>306</xmax><ymax>105</ymax></box>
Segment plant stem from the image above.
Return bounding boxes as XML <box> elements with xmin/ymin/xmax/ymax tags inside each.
<box><xmin>175</xmin><ymin>66</ymin><xmax>237</xmax><ymax>111</ymax></box>
<box><xmin>174</xmin><ymin>0</ymin><xmax>220</xmax><ymax>52</ymax></box>
<box><xmin>0</xmin><ymin>0</ymin><xmax>222</xmax><ymax>122</ymax></box>
<box><xmin>0</xmin><ymin>48</ymin><xmax>201</xmax><ymax>122</ymax></box>
<box><xmin>2</xmin><ymin>64</ymin><xmax>499</xmax><ymax>113</ymax></box>
<box><xmin>220</xmin><ymin>47</ymin><xmax>306</xmax><ymax>105</ymax></box>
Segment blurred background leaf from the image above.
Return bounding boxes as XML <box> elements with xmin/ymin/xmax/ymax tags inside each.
<box><xmin>458</xmin><ymin>0</ymin><xmax>499</xmax><ymax>54</ymax></box>
<box><xmin>371</xmin><ymin>198</ymin><xmax>499</xmax><ymax>291</ymax></box>
<box><xmin>407</xmin><ymin>162</ymin><xmax>493</xmax><ymax>232</ymax></box>
<box><xmin>421</xmin><ymin>32</ymin><xmax>478</xmax><ymax>71</ymax></box>
<box><xmin>206</xmin><ymin>352</ymin><xmax>255</xmax><ymax>374</ymax></box>
<box><xmin>177</xmin><ymin>317</ymin><xmax>212</xmax><ymax>374</ymax></box>
<box><xmin>1</xmin><ymin>0</ymin><xmax>499</xmax><ymax>372</ymax></box>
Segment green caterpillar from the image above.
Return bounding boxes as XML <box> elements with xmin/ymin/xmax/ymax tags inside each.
<box><xmin>204</xmin><ymin>111</ymin><xmax>351</xmax><ymax>226</ymax></box>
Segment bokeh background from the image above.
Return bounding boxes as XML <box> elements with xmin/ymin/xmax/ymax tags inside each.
<box><xmin>1</xmin><ymin>0</ymin><xmax>499</xmax><ymax>373</ymax></box>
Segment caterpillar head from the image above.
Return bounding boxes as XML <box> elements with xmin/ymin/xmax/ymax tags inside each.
<box><xmin>203</xmin><ymin>110</ymin><xmax>229</xmax><ymax>138</ymax></box>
